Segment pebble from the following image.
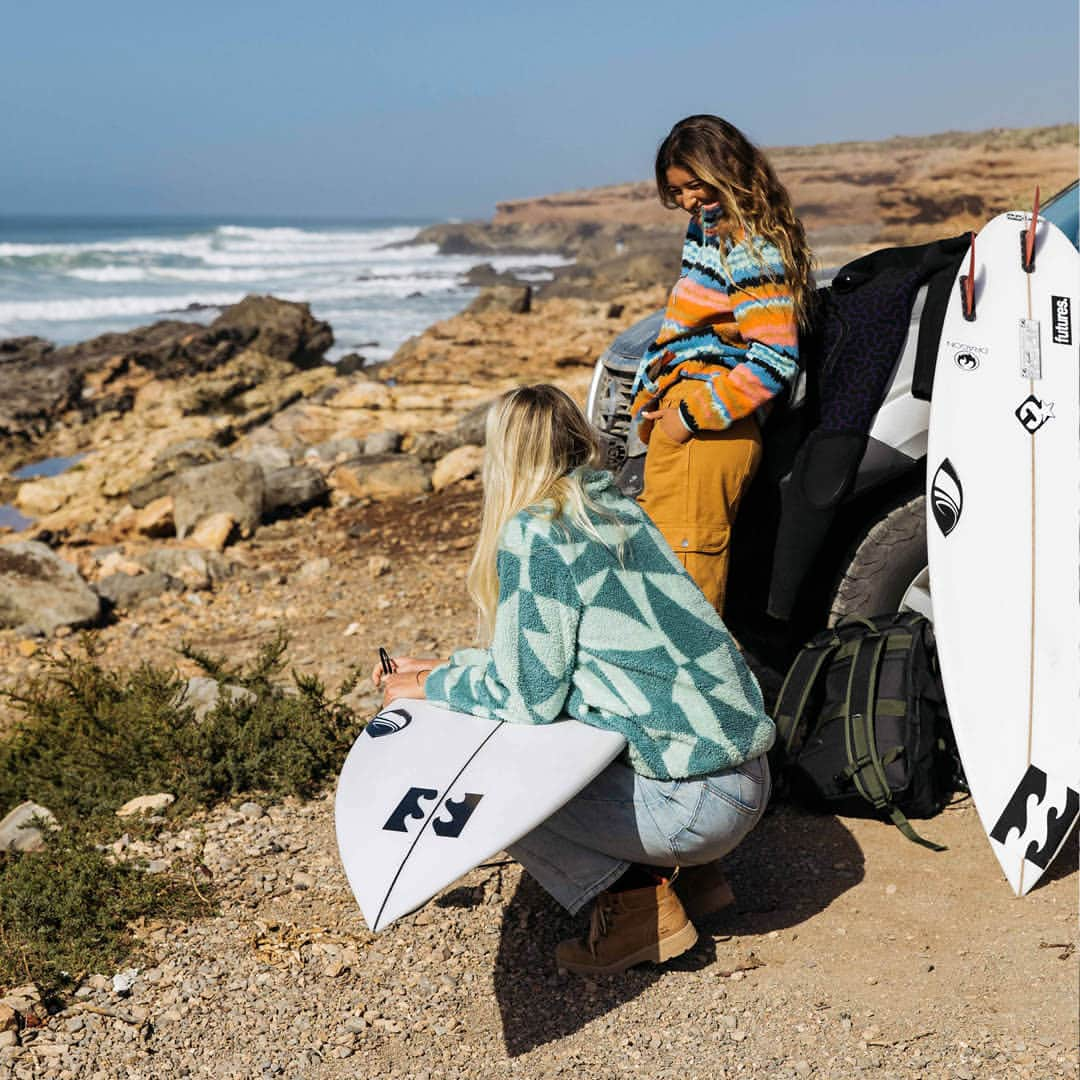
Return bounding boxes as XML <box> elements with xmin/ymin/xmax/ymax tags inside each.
<box><xmin>238</xmin><ymin>802</ymin><xmax>266</xmax><ymax>820</ymax></box>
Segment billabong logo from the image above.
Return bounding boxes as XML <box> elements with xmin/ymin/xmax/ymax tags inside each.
<box><xmin>382</xmin><ymin>786</ymin><xmax>483</xmax><ymax>838</ymax></box>
<box><xmin>1015</xmin><ymin>395</ymin><xmax>1054</xmax><ymax>434</ymax></box>
<box><xmin>366</xmin><ymin>707</ymin><xmax>413</xmax><ymax>738</ymax></box>
<box><xmin>1051</xmin><ymin>295</ymin><xmax>1072</xmax><ymax>345</ymax></box>
<box><xmin>990</xmin><ymin>765</ymin><xmax>1080</xmax><ymax>870</ymax></box>
<box><xmin>954</xmin><ymin>351</ymin><xmax>979</xmax><ymax>371</ymax></box>
<box><xmin>930</xmin><ymin>459</ymin><xmax>963</xmax><ymax>536</ymax></box>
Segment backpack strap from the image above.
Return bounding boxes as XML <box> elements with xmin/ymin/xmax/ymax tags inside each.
<box><xmin>840</xmin><ymin>631</ymin><xmax>948</xmax><ymax>852</ymax></box>
<box><xmin>773</xmin><ymin>634</ymin><xmax>842</xmax><ymax>758</ymax></box>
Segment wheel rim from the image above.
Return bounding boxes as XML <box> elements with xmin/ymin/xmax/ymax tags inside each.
<box><xmin>900</xmin><ymin>566</ymin><xmax>933</xmax><ymax>621</ymax></box>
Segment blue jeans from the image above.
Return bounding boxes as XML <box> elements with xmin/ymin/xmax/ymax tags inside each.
<box><xmin>507</xmin><ymin>754</ymin><xmax>771</xmax><ymax>914</ymax></box>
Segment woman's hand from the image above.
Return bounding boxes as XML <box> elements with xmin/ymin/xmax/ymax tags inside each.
<box><xmin>381</xmin><ymin>668</ymin><xmax>430</xmax><ymax>707</ymax></box>
<box><xmin>373</xmin><ymin>652</ymin><xmax>427</xmax><ymax>686</ymax></box>
<box><xmin>641</xmin><ymin>407</ymin><xmax>693</xmax><ymax>444</ymax></box>
<box><xmin>370</xmin><ymin>654</ymin><xmax>436</xmax><ymax>689</ymax></box>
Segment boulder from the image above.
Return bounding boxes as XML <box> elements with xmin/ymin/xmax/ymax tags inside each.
<box><xmin>464</xmin><ymin>284</ymin><xmax>532</xmax><ymax>315</ymax></box>
<box><xmin>134</xmin><ymin>495</ymin><xmax>175</xmax><ymax>537</ymax></box>
<box><xmin>331</xmin><ymin>458</ymin><xmax>432</xmax><ymax>500</ymax></box>
<box><xmin>182</xmin><ymin>675</ymin><xmax>257</xmax><ymax>721</ymax></box>
<box><xmin>328</xmin><ymin>379</ymin><xmax>392</xmax><ymax>410</ymax></box>
<box><xmin>432</xmin><ymin>445</ymin><xmax>485</xmax><ymax>491</ymax></box>
<box><xmin>262</xmin><ymin>466</ymin><xmax>328</xmax><ymax>517</ymax></box>
<box><xmin>463</xmin><ymin>263</ymin><xmax>527</xmax><ymax>287</ymax></box>
<box><xmin>0</xmin><ymin>802</ymin><xmax>58</xmax><ymax>853</ymax></box>
<box><xmin>405</xmin><ymin>430</ymin><xmax>464</xmax><ymax>463</ymax></box>
<box><xmin>188</xmin><ymin>512</ymin><xmax>236</xmax><ymax>553</ymax></box>
<box><xmin>138</xmin><ymin>547</ymin><xmax>234</xmax><ymax>590</ymax></box>
<box><xmin>208</xmin><ymin>295</ymin><xmax>333</xmax><ymax>368</ymax></box>
<box><xmin>0</xmin><ymin>542</ymin><xmax>101</xmax><ymax>634</ymax></box>
<box><xmin>116</xmin><ymin>793</ymin><xmax>175</xmax><ymax>818</ymax></box>
<box><xmin>241</xmin><ymin>444</ymin><xmax>293</xmax><ymax>475</ymax></box>
<box><xmin>309</xmin><ymin>436</ymin><xmax>363</xmax><ymax>464</ymax></box>
<box><xmin>453</xmin><ymin>400</ymin><xmax>493</xmax><ymax>446</ymax></box>
<box><xmin>128</xmin><ymin>439</ymin><xmax>228</xmax><ymax>509</ymax></box>
<box><xmin>363</xmin><ymin>430</ymin><xmax>403</xmax><ymax>456</ymax></box>
<box><xmin>96</xmin><ymin>570</ymin><xmax>178</xmax><ymax>609</ymax></box>
<box><xmin>335</xmin><ymin>353</ymin><xmax>367</xmax><ymax>375</ymax></box>
<box><xmin>170</xmin><ymin>459</ymin><xmax>264</xmax><ymax>539</ymax></box>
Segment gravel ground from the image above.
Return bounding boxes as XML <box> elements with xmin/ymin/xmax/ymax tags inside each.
<box><xmin>0</xmin><ymin>487</ymin><xmax>1076</xmax><ymax>1079</ymax></box>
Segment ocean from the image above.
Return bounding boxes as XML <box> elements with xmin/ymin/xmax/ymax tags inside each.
<box><xmin>0</xmin><ymin>216</ymin><xmax>568</xmax><ymax>362</ymax></box>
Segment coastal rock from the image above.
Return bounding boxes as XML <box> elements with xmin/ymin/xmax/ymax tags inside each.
<box><xmin>432</xmin><ymin>445</ymin><xmax>485</xmax><ymax>491</ymax></box>
<box><xmin>465</xmin><ymin>285</ymin><xmax>532</xmax><ymax>315</ymax></box>
<box><xmin>14</xmin><ymin>470</ymin><xmax>84</xmax><ymax>517</ymax></box>
<box><xmin>96</xmin><ymin>570</ymin><xmax>178</xmax><ymax>609</ymax></box>
<box><xmin>128</xmin><ymin>440</ymin><xmax>228</xmax><ymax>509</ymax></box>
<box><xmin>189</xmin><ymin>512</ymin><xmax>236</xmax><ymax>553</ymax></box>
<box><xmin>310</xmin><ymin>437</ymin><xmax>363</xmax><ymax>464</ymax></box>
<box><xmin>116</xmin><ymin>793</ymin><xmax>175</xmax><ymax>818</ymax></box>
<box><xmin>363</xmin><ymin>430</ymin><xmax>403</xmax><ymax>456</ymax></box>
<box><xmin>208</xmin><ymin>295</ymin><xmax>333</xmax><ymax>368</ymax></box>
<box><xmin>170</xmin><ymin>460</ymin><xmax>264</xmax><ymax>539</ymax></box>
<box><xmin>453</xmin><ymin>401</ymin><xmax>492</xmax><ymax>446</ymax></box>
<box><xmin>405</xmin><ymin>430</ymin><xmax>463</xmax><ymax>463</ymax></box>
<box><xmin>463</xmin><ymin>263</ymin><xmax>527</xmax><ymax>286</ymax></box>
<box><xmin>0</xmin><ymin>802</ymin><xmax>58</xmax><ymax>853</ymax></box>
<box><xmin>328</xmin><ymin>380</ymin><xmax>392</xmax><ymax>411</ymax></box>
<box><xmin>241</xmin><ymin>444</ymin><xmax>294</xmax><ymax>475</ymax></box>
<box><xmin>135</xmin><ymin>495</ymin><xmax>175</xmax><ymax>537</ymax></box>
<box><xmin>263</xmin><ymin>466</ymin><xmax>328</xmax><ymax>518</ymax></box>
<box><xmin>0</xmin><ymin>541</ymin><xmax>101</xmax><ymax>634</ymax></box>
<box><xmin>331</xmin><ymin>458</ymin><xmax>431</xmax><ymax>500</ymax></box>
<box><xmin>138</xmin><ymin>547</ymin><xmax>233</xmax><ymax>590</ymax></box>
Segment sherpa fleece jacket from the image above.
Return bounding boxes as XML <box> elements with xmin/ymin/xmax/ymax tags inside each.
<box><xmin>423</xmin><ymin>470</ymin><xmax>775</xmax><ymax>780</ymax></box>
<box><xmin>630</xmin><ymin>208</ymin><xmax>799</xmax><ymax>436</ymax></box>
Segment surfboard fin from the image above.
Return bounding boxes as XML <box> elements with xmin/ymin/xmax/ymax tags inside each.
<box><xmin>1020</xmin><ymin>185</ymin><xmax>1040</xmax><ymax>274</ymax></box>
<box><xmin>960</xmin><ymin>232</ymin><xmax>976</xmax><ymax>321</ymax></box>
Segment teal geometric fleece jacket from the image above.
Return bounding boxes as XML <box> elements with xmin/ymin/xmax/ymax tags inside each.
<box><xmin>424</xmin><ymin>470</ymin><xmax>775</xmax><ymax>780</ymax></box>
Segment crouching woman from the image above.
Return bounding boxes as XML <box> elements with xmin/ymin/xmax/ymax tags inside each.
<box><xmin>376</xmin><ymin>384</ymin><xmax>773</xmax><ymax>975</ymax></box>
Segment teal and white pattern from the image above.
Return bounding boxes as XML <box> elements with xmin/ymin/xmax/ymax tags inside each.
<box><xmin>425</xmin><ymin>471</ymin><xmax>775</xmax><ymax>780</ymax></box>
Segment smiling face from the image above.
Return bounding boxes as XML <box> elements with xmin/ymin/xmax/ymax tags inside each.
<box><xmin>664</xmin><ymin>165</ymin><xmax>720</xmax><ymax>216</ymax></box>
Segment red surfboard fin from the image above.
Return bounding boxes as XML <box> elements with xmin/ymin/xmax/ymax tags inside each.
<box><xmin>960</xmin><ymin>231</ymin><xmax>976</xmax><ymax>321</ymax></box>
<box><xmin>1020</xmin><ymin>185</ymin><xmax>1040</xmax><ymax>273</ymax></box>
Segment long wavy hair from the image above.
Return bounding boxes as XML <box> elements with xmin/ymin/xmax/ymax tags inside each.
<box><xmin>655</xmin><ymin>114</ymin><xmax>815</xmax><ymax>327</ymax></box>
<box><xmin>468</xmin><ymin>385</ymin><xmax>621</xmax><ymax>643</ymax></box>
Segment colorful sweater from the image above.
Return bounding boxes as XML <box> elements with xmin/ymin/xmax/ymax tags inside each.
<box><xmin>423</xmin><ymin>470</ymin><xmax>775</xmax><ymax>780</ymax></box>
<box><xmin>630</xmin><ymin>207</ymin><xmax>799</xmax><ymax>437</ymax></box>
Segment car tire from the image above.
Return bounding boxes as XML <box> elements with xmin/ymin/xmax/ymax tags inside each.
<box><xmin>828</xmin><ymin>493</ymin><xmax>929</xmax><ymax>626</ymax></box>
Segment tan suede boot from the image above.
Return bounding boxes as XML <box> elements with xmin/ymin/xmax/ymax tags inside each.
<box><xmin>555</xmin><ymin>877</ymin><xmax>698</xmax><ymax>976</ymax></box>
<box><xmin>674</xmin><ymin>861</ymin><xmax>736</xmax><ymax>920</ymax></box>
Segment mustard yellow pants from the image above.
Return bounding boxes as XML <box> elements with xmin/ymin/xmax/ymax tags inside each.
<box><xmin>637</xmin><ymin>416</ymin><xmax>762</xmax><ymax>613</ymax></box>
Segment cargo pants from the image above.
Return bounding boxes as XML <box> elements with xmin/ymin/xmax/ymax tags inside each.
<box><xmin>637</xmin><ymin>415</ymin><xmax>762</xmax><ymax>613</ymax></box>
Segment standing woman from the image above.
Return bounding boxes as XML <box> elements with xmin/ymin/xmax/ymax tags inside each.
<box><xmin>376</xmin><ymin>385</ymin><xmax>774</xmax><ymax>975</ymax></box>
<box><xmin>632</xmin><ymin>115</ymin><xmax>813</xmax><ymax>613</ymax></box>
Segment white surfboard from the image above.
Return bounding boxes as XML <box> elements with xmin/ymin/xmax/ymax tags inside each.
<box><xmin>335</xmin><ymin>699</ymin><xmax>627</xmax><ymax>931</ymax></box>
<box><xmin>927</xmin><ymin>210</ymin><xmax>1080</xmax><ymax>895</ymax></box>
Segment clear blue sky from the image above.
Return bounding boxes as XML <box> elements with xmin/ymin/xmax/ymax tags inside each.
<box><xmin>2</xmin><ymin>0</ymin><xmax>1076</xmax><ymax>219</ymax></box>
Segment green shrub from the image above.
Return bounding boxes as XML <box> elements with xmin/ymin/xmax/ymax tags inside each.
<box><xmin>0</xmin><ymin>633</ymin><xmax>365</xmax><ymax>995</ymax></box>
<box><xmin>0</xmin><ymin>830</ymin><xmax>204</xmax><ymax>995</ymax></box>
<box><xmin>0</xmin><ymin>632</ymin><xmax>364</xmax><ymax>821</ymax></box>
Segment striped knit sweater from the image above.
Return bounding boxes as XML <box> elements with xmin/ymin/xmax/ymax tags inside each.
<box><xmin>423</xmin><ymin>470</ymin><xmax>775</xmax><ymax>780</ymax></box>
<box><xmin>631</xmin><ymin>206</ymin><xmax>799</xmax><ymax>436</ymax></box>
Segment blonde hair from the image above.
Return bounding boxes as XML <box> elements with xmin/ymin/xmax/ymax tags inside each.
<box><xmin>655</xmin><ymin>114</ymin><xmax>815</xmax><ymax>328</ymax></box>
<box><xmin>468</xmin><ymin>385</ymin><xmax>621</xmax><ymax>643</ymax></box>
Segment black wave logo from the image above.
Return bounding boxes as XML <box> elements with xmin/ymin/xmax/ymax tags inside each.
<box><xmin>931</xmin><ymin>459</ymin><xmax>963</xmax><ymax>537</ymax></box>
<box><xmin>367</xmin><ymin>707</ymin><xmax>412</xmax><ymax>738</ymax></box>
